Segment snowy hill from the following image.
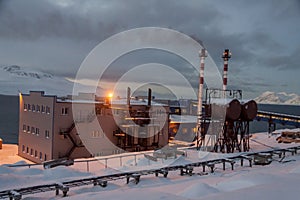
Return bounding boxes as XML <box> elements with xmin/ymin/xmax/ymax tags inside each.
<box><xmin>255</xmin><ymin>91</ymin><xmax>300</xmax><ymax>105</ymax></box>
<box><xmin>0</xmin><ymin>65</ymin><xmax>103</xmax><ymax>96</ymax></box>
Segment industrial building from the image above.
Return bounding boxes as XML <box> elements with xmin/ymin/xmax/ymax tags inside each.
<box><xmin>18</xmin><ymin>48</ymin><xmax>260</xmax><ymax>163</ymax></box>
<box><xmin>18</xmin><ymin>90</ymin><xmax>169</xmax><ymax>163</ymax></box>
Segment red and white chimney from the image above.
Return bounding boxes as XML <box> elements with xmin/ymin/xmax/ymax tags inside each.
<box><xmin>222</xmin><ymin>49</ymin><xmax>231</xmax><ymax>97</ymax></box>
<box><xmin>197</xmin><ymin>48</ymin><xmax>207</xmax><ymax>149</ymax></box>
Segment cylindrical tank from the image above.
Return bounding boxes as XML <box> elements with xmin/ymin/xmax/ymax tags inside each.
<box><xmin>241</xmin><ymin>100</ymin><xmax>257</xmax><ymax>120</ymax></box>
<box><xmin>226</xmin><ymin>99</ymin><xmax>242</xmax><ymax>121</ymax></box>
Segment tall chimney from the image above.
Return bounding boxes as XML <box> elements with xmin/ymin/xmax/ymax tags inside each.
<box><xmin>148</xmin><ymin>88</ymin><xmax>152</xmax><ymax>106</ymax></box>
<box><xmin>197</xmin><ymin>49</ymin><xmax>207</xmax><ymax>150</ymax></box>
<box><xmin>127</xmin><ymin>87</ymin><xmax>131</xmax><ymax>107</ymax></box>
<box><xmin>222</xmin><ymin>49</ymin><xmax>231</xmax><ymax>97</ymax></box>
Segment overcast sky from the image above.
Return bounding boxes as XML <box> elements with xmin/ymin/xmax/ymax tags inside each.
<box><xmin>0</xmin><ymin>0</ymin><xmax>299</xmax><ymax>99</ymax></box>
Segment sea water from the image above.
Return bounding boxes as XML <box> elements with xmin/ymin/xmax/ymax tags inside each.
<box><xmin>0</xmin><ymin>95</ymin><xmax>19</xmax><ymax>144</ymax></box>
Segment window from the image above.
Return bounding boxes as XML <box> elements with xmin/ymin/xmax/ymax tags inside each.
<box><xmin>32</xmin><ymin>104</ymin><xmax>35</xmax><ymax>112</ymax></box>
<box><xmin>36</xmin><ymin>128</ymin><xmax>40</xmax><ymax>136</ymax></box>
<box><xmin>31</xmin><ymin>127</ymin><xmax>35</xmax><ymax>134</ymax></box>
<box><xmin>46</xmin><ymin>106</ymin><xmax>50</xmax><ymax>114</ymax></box>
<box><xmin>30</xmin><ymin>148</ymin><xmax>33</xmax><ymax>156</ymax></box>
<box><xmin>22</xmin><ymin>145</ymin><xmax>25</xmax><ymax>152</ymax></box>
<box><xmin>24</xmin><ymin>104</ymin><xmax>27</xmax><ymax>111</ymax></box>
<box><xmin>26</xmin><ymin>147</ymin><xmax>29</xmax><ymax>154</ymax></box>
<box><xmin>45</xmin><ymin>130</ymin><xmax>50</xmax><ymax>138</ymax></box>
<box><xmin>182</xmin><ymin>128</ymin><xmax>188</xmax><ymax>134</ymax></box>
<box><xmin>92</xmin><ymin>130</ymin><xmax>100</xmax><ymax>138</ymax></box>
<box><xmin>35</xmin><ymin>150</ymin><xmax>38</xmax><ymax>158</ymax></box>
<box><xmin>27</xmin><ymin>126</ymin><xmax>30</xmax><ymax>133</ymax></box>
<box><xmin>41</xmin><ymin>105</ymin><xmax>45</xmax><ymax>113</ymax></box>
<box><xmin>23</xmin><ymin>124</ymin><xmax>26</xmax><ymax>132</ymax></box>
<box><xmin>61</xmin><ymin>107</ymin><xmax>68</xmax><ymax>115</ymax></box>
<box><xmin>44</xmin><ymin>154</ymin><xmax>47</xmax><ymax>161</ymax></box>
<box><xmin>39</xmin><ymin>152</ymin><xmax>42</xmax><ymax>160</ymax></box>
<box><xmin>96</xmin><ymin>107</ymin><xmax>102</xmax><ymax>115</ymax></box>
<box><xmin>36</xmin><ymin>105</ymin><xmax>40</xmax><ymax>112</ymax></box>
<box><xmin>28</xmin><ymin>104</ymin><xmax>31</xmax><ymax>111</ymax></box>
<box><xmin>193</xmin><ymin>127</ymin><xmax>197</xmax><ymax>133</ymax></box>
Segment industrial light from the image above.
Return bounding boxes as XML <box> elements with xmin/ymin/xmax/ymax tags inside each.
<box><xmin>108</xmin><ymin>92</ymin><xmax>113</xmax><ymax>98</ymax></box>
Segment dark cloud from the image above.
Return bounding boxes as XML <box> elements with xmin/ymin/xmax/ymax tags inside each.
<box><xmin>0</xmin><ymin>0</ymin><xmax>299</xmax><ymax>98</ymax></box>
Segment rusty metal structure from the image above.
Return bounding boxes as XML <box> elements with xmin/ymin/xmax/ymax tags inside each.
<box><xmin>200</xmin><ymin>89</ymin><xmax>257</xmax><ymax>153</ymax></box>
<box><xmin>196</xmin><ymin>49</ymin><xmax>258</xmax><ymax>153</ymax></box>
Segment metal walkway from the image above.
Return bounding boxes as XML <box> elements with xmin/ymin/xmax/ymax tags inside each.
<box><xmin>1</xmin><ymin>146</ymin><xmax>300</xmax><ymax>200</ymax></box>
<box><xmin>256</xmin><ymin>110</ymin><xmax>300</xmax><ymax>128</ymax></box>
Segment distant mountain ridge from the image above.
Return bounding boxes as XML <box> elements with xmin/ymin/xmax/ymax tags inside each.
<box><xmin>0</xmin><ymin>65</ymin><xmax>104</xmax><ymax>96</ymax></box>
<box><xmin>2</xmin><ymin>65</ymin><xmax>53</xmax><ymax>79</ymax></box>
<box><xmin>255</xmin><ymin>91</ymin><xmax>300</xmax><ymax>105</ymax></box>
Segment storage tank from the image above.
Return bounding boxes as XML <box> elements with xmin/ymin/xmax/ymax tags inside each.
<box><xmin>226</xmin><ymin>99</ymin><xmax>242</xmax><ymax>121</ymax></box>
<box><xmin>240</xmin><ymin>100</ymin><xmax>257</xmax><ymax>121</ymax></box>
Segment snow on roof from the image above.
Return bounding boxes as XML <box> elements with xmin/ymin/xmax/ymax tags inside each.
<box><xmin>56</xmin><ymin>98</ymin><xmax>102</xmax><ymax>104</ymax></box>
<box><xmin>111</xmin><ymin>99</ymin><xmax>167</xmax><ymax>106</ymax></box>
<box><xmin>208</xmin><ymin>98</ymin><xmax>236</xmax><ymax>105</ymax></box>
<box><xmin>170</xmin><ymin>114</ymin><xmax>197</xmax><ymax>124</ymax></box>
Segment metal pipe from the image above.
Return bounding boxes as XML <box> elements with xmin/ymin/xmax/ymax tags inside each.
<box><xmin>148</xmin><ymin>88</ymin><xmax>152</xmax><ymax>106</ymax></box>
<box><xmin>127</xmin><ymin>87</ymin><xmax>131</xmax><ymax>107</ymax></box>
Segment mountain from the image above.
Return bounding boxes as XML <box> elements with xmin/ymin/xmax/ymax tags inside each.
<box><xmin>0</xmin><ymin>65</ymin><xmax>104</xmax><ymax>96</ymax></box>
<box><xmin>255</xmin><ymin>91</ymin><xmax>300</xmax><ymax>105</ymax></box>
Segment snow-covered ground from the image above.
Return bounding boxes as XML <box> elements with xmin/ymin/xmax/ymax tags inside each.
<box><xmin>1</xmin><ymin>129</ymin><xmax>300</xmax><ymax>200</ymax></box>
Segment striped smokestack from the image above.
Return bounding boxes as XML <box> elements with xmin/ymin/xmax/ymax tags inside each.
<box><xmin>222</xmin><ymin>49</ymin><xmax>231</xmax><ymax>96</ymax></box>
<box><xmin>197</xmin><ymin>48</ymin><xmax>207</xmax><ymax>150</ymax></box>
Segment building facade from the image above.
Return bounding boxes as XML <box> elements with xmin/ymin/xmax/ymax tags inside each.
<box><xmin>18</xmin><ymin>91</ymin><xmax>169</xmax><ymax>163</ymax></box>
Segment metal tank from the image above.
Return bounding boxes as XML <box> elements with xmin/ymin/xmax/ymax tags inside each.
<box><xmin>226</xmin><ymin>99</ymin><xmax>242</xmax><ymax>121</ymax></box>
<box><xmin>240</xmin><ymin>100</ymin><xmax>258</xmax><ymax>121</ymax></box>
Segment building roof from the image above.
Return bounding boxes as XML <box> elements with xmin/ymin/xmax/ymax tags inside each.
<box><xmin>170</xmin><ymin>114</ymin><xmax>197</xmax><ymax>124</ymax></box>
<box><xmin>111</xmin><ymin>99</ymin><xmax>167</xmax><ymax>106</ymax></box>
<box><xmin>56</xmin><ymin>98</ymin><xmax>103</xmax><ymax>104</ymax></box>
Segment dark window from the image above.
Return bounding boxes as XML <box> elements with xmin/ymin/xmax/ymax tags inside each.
<box><xmin>36</xmin><ymin>128</ymin><xmax>40</xmax><ymax>136</ymax></box>
<box><xmin>46</xmin><ymin>106</ymin><xmax>50</xmax><ymax>114</ymax></box>
<box><xmin>45</xmin><ymin>130</ymin><xmax>50</xmax><ymax>138</ymax></box>
<box><xmin>36</xmin><ymin>105</ymin><xmax>40</xmax><ymax>112</ymax></box>
<box><xmin>31</xmin><ymin>127</ymin><xmax>35</xmax><ymax>134</ymax></box>
<box><xmin>41</xmin><ymin>105</ymin><xmax>45</xmax><ymax>113</ymax></box>
<box><xmin>61</xmin><ymin>107</ymin><xmax>68</xmax><ymax>115</ymax></box>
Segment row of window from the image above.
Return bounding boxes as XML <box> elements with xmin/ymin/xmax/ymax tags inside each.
<box><xmin>24</xmin><ymin>103</ymin><xmax>51</xmax><ymax>114</ymax></box>
<box><xmin>91</xmin><ymin>130</ymin><xmax>105</xmax><ymax>138</ymax></box>
<box><xmin>22</xmin><ymin>145</ymin><xmax>47</xmax><ymax>161</ymax></box>
<box><xmin>22</xmin><ymin>124</ymin><xmax>50</xmax><ymax>139</ymax></box>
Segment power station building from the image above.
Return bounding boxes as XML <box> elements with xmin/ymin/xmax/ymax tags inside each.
<box><xmin>18</xmin><ymin>91</ymin><xmax>169</xmax><ymax>163</ymax></box>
